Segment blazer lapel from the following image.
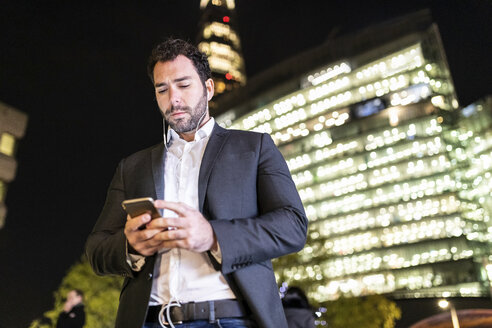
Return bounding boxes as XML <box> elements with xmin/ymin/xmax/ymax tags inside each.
<box><xmin>198</xmin><ymin>124</ymin><xmax>229</xmax><ymax>212</ymax></box>
<box><xmin>151</xmin><ymin>143</ymin><xmax>166</xmax><ymax>203</ymax></box>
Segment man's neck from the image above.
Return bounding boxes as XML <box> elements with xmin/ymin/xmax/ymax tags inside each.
<box><xmin>178</xmin><ymin>131</ymin><xmax>197</xmax><ymax>142</ymax></box>
<box><xmin>178</xmin><ymin>117</ymin><xmax>212</xmax><ymax>142</ymax></box>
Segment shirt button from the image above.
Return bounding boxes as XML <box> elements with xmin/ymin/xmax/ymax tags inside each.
<box><xmin>148</xmin><ymin>273</ymin><xmax>153</xmax><ymax>280</ymax></box>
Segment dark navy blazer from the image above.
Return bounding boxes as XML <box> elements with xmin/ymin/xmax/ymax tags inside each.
<box><xmin>86</xmin><ymin>123</ymin><xmax>308</xmax><ymax>328</ymax></box>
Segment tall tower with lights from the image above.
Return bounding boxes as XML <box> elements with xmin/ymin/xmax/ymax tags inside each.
<box><xmin>0</xmin><ymin>101</ymin><xmax>27</xmax><ymax>229</ymax></box>
<box><xmin>197</xmin><ymin>0</ymin><xmax>246</xmax><ymax>107</ymax></box>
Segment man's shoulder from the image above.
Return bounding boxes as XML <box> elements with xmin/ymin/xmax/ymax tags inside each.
<box><xmin>217</xmin><ymin>128</ymin><xmax>270</xmax><ymax>149</ymax></box>
<box><xmin>123</xmin><ymin>143</ymin><xmax>163</xmax><ymax>162</ymax></box>
<box><xmin>220</xmin><ymin>126</ymin><xmax>265</xmax><ymax>139</ymax></box>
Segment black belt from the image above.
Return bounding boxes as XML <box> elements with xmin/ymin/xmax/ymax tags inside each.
<box><xmin>146</xmin><ymin>299</ymin><xmax>249</xmax><ymax>325</ymax></box>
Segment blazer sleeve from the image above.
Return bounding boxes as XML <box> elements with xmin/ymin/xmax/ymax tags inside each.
<box><xmin>209</xmin><ymin>133</ymin><xmax>308</xmax><ymax>274</ymax></box>
<box><xmin>85</xmin><ymin>159</ymin><xmax>135</xmax><ymax>278</ymax></box>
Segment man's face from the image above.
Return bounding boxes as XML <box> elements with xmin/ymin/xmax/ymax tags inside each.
<box><xmin>153</xmin><ymin>55</ymin><xmax>214</xmax><ymax>138</ymax></box>
<box><xmin>67</xmin><ymin>291</ymin><xmax>82</xmax><ymax>306</ymax></box>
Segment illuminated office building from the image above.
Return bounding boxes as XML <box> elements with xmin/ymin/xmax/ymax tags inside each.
<box><xmin>0</xmin><ymin>101</ymin><xmax>28</xmax><ymax>228</ymax></box>
<box><xmin>215</xmin><ymin>11</ymin><xmax>492</xmax><ymax>305</ymax></box>
<box><xmin>197</xmin><ymin>0</ymin><xmax>246</xmax><ymax>102</ymax></box>
<box><xmin>456</xmin><ymin>97</ymin><xmax>492</xmax><ymax>227</ymax></box>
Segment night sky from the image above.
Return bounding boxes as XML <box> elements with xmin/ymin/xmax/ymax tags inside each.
<box><xmin>0</xmin><ymin>1</ymin><xmax>490</xmax><ymax>327</ymax></box>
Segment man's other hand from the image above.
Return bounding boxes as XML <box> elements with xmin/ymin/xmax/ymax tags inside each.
<box><xmin>147</xmin><ymin>200</ymin><xmax>217</xmax><ymax>253</ymax></box>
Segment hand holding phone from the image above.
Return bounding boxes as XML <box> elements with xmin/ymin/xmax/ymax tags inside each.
<box><xmin>123</xmin><ymin>197</ymin><xmax>166</xmax><ymax>255</ymax></box>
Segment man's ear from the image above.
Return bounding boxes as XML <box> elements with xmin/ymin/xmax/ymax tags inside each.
<box><xmin>205</xmin><ymin>78</ymin><xmax>214</xmax><ymax>101</ymax></box>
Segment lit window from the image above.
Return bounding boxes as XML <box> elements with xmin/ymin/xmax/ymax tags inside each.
<box><xmin>216</xmin><ymin>81</ymin><xmax>226</xmax><ymax>94</ymax></box>
<box><xmin>211</xmin><ymin>0</ymin><xmax>224</xmax><ymax>6</ymax></box>
<box><xmin>0</xmin><ymin>133</ymin><xmax>15</xmax><ymax>156</ymax></box>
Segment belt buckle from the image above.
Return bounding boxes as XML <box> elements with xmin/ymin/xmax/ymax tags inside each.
<box><xmin>161</xmin><ymin>302</ymin><xmax>184</xmax><ymax>326</ymax></box>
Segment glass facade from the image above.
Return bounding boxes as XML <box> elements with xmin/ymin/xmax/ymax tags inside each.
<box><xmin>0</xmin><ymin>179</ymin><xmax>7</xmax><ymax>204</ymax></box>
<box><xmin>0</xmin><ymin>132</ymin><xmax>16</xmax><ymax>156</ymax></box>
<box><xmin>216</xmin><ymin>27</ymin><xmax>492</xmax><ymax>303</ymax></box>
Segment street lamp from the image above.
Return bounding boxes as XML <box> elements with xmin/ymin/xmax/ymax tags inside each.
<box><xmin>438</xmin><ymin>299</ymin><xmax>460</xmax><ymax>328</ymax></box>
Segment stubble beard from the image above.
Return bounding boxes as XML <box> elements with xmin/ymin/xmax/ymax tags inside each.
<box><xmin>164</xmin><ymin>89</ymin><xmax>208</xmax><ymax>133</ymax></box>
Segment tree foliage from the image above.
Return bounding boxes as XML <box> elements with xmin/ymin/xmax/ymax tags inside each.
<box><xmin>30</xmin><ymin>256</ymin><xmax>123</xmax><ymax>328</ymax></box>
<box><xmin>321</xmin><ymin>295</ymin><xmax>401</xmax><ymax>328</ymax></box>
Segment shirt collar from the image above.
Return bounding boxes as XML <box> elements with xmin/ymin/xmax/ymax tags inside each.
<box><xmin>166</xmin><ymin>117</ymin><xmax>215</xmax><ymax>145</ymax></box>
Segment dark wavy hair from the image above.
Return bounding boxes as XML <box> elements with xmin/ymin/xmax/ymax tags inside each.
<box><xmin>147</xmin><ymin>38</ymin><xmax>211</xmax><ymax>85</ymax></box>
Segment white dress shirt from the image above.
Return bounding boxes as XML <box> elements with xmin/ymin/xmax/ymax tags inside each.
<box><xmin>144</xmin><ymin>117</ymin><xmax>235</xmax><ymax>305</ymax></box>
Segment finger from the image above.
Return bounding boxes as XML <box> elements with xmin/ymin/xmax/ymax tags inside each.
<box><xmin>134</xmin><ymin>243</ymin><xmax>161</xmax><ymax>257</ymax></box>
<box><xmin>158</xmin><ymin>236</ymin><xmax>199</xmax><ymax>251</ymax></box>
<box><xmin>155</xmin><ymin>200</ymin><xmax>191</xmax><ymax>216</ymax></box>
<box><xmin>126</xmin><ymin>214</ymin><xmax>151</xmax><ymax>232</ymax></box>
<box><xmin>145</xmin><ymin>217</ymin><xmax>177</xmax><ymax>229</ymax></box>
<box><xmin>137</xmin><ymin>227</ymin><xmax>163</xmax><ymax>241</ymax></box>
<box><xmin>130</xmin><ymin>233</ymin><xmax>166</xmax><ymax>254</ymax></box>
<box><xmin>125</xmin><ymin>224</ymin><xmax>161</xmax><ymax>247</ymax></box>
<box><xmin>156</xmin><ymin>228</ymin><xmax>187</xmax><ymax>241</ymax></box>
<box><xmin>146</xmin><ymin>217</ymin><xmax>185</xmax><ymax>230</ymax></box>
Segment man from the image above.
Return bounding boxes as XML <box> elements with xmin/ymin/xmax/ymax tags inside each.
<box><xmin>56</xmin><ymin>289</ymin><xmax>85</xmax><ymax>328</ymax></box>
<box><xmin>86</xmin><ymin>38</ymin><xmax>307</xmax><ymax>328</ymax></box>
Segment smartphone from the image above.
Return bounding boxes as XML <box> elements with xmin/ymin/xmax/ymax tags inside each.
<box><xmin>121</xmin><ymin>197</ymin><xmax>161</xmax><ymax>219</ymax></box>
